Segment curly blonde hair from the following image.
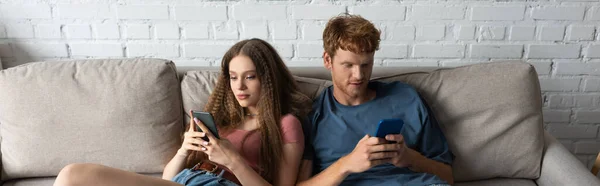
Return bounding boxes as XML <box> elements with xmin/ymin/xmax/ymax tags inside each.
<box><xmin>185</xmin><ymin>38</ymin><xmax>312</xmax><ymax>183</ymax></box>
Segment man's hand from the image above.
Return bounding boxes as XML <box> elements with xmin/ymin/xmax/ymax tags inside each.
<box><xmin>340</xmin><ymin>135</ymin><xmax>403</xmax><ymax>174</ymax></box>
<box><xmin>385</xmin><ymin>134</ymin><xmax>414</xmax><ymax>169</ymax></box>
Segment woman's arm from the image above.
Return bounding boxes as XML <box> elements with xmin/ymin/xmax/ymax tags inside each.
<box><xmin>161</xmin><ymin>148</ymin><xmax>189</xmax><ymax>180</ymax></box>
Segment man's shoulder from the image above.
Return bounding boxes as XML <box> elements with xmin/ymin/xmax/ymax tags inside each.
<box><xmin>374</xmin><ymin>81</ymin><xmax>420</xmax><ymax>98</ymax></box>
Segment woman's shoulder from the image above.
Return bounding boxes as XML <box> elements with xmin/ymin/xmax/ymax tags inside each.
<box><xmin>280</xmin><ymin>114</ymin><xmax>301</xmax><ymax>128</ymax></box>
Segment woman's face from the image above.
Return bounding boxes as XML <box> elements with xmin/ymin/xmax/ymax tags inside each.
<box><xmin>229</xmin><ymin>55</ymin><xmax>261</xmax><ymax>110</ymax></box>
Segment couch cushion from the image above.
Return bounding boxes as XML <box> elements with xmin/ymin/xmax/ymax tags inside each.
<box><xmin>374</xmin><ymin>61</ymin><xmax>544</xmax><ymax>181</ymax></box>
<box><xmin>455</xmin><ymin>178</ymin><xmax>537</xmax><ymax>186</ymax></box>
<box><xmin>0</xmin><ymin>59</ymin><xmax>183</xmax><ymax>181</ymax></box>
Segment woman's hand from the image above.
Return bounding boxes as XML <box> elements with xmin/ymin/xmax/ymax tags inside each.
<box><xmin>193</xmin><ymin>118</ymin><xmax>243</xmax><ymax>169</ymax></box>
<box><xmin>177</xmin><ymin>116</ymin><xmax>206</xmax><ymax>157</ymax></box>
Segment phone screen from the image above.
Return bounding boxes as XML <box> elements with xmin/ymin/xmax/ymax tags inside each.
<box><xmin>192</xmin><ymin>111</ymin><xmax>220</xmax><ymax>139</ymax></box>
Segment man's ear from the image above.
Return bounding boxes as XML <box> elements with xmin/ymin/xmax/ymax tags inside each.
<box><xmin>323</xmin><ymin>52</ymin><xmax>332</xmax><ymax>70</ymax></box>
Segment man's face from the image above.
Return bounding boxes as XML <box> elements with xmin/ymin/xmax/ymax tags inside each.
<box><xmin>324</xmin><ymin>48</ymin><xmax>374</xmax><ymax>99</ymax></box>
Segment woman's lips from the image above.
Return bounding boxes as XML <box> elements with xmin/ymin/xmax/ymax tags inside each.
<box><xmin>237</xmin><ymin>94</ymin><xmax>249</xmax><ymax>100</ymax></box>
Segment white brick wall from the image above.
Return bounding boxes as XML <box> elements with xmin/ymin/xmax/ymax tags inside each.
<box><xmin>0</xmin><ymin>0</ymin><xmax>599</xmax><ymax>164</ymax></box>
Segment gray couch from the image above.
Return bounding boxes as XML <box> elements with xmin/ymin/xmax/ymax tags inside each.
<box><xmin>0</xmin><ymin>58</ymin><xmax>598</xmax><ymax>186</ymax></box>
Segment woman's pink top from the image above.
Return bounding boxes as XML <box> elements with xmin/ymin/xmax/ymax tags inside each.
<box><xmin>223</xmin><ymin>114</ymin><xmax>304</xmax><ymax>173</ymax></box>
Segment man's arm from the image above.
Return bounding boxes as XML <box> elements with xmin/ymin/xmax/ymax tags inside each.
<box><xmin>407</xmin><ymin>148</ymin><xmax>454</xmax><ymax>184</ymax></box>
<box><xmin>296</xmin><ymin>135</ymin><xmax>398</xmax><ymax>186</ymax></box>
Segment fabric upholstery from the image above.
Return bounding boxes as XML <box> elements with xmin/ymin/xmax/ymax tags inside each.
<box><xmin>374</xmin><ymin>61</ymin><xmax>544</xmax><ymax>181</ymax></box>
<box><xmin>0</xmin><ymin>59</ymin><xmax>183</xmax><ymax>181</ymax></box>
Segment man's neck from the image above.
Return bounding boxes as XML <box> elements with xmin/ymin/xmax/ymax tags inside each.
<box><xmin>332</xmin><ymin>87</ymin><xmax>376</xmax><ymax>106</ymax></box>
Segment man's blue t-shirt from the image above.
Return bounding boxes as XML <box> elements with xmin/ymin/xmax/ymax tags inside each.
<box><xmin>303</xmin><ymin>81</ymin><xmax>454</xmax><ymax>186</ymax></box>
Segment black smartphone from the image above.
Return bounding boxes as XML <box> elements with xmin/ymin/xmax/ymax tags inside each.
<box><xmin>191</xmin><ymin>111</ymin><xmax>220</xmax><ymax>139</ymax></box>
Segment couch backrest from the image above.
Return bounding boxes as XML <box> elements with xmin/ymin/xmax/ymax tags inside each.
<box><xmin>0</xmin><ymin>59</ymin><xmax>183</xmax><ymax>181</ymax></box>
<box><xmin>180</xmin><ymin>61</ymin><xmax>544</xmax><ymax>182</ymax></box>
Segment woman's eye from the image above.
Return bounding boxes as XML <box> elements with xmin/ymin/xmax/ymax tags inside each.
<box><xmin>229</xmin><ymin>76</ymin><xmax>237</xmax><ymax>80</ymax></box>
<box><xmin>245</xmin><ymin>76</ymin><xmax>256</xmax><ymax>80</ymax></box>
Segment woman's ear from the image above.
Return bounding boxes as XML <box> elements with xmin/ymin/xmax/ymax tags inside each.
<box><xmin>323</xmin><ymin>52</ymin><xmax>333</xmax><ymax>70</ymax></box>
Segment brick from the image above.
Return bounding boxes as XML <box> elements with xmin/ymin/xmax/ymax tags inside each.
<box><xmin>548</xmin><ymin>95</ymin><xmax>576</xmax><ymax>108</ymax></box>
<box><xmin>375</xmin><ymin>45</ymin><xmax>408</xmax><ymax>58</ymax></box>
<box><xmin>286</xmin><ymin>60</ymin><xmax>323</xmax><ymax>67</ymax></box>
<box><xmin>6</xmin><ymin>24</ymin><xmax>34</xmax><ymax>38</ymax></box>
<box><xmin>411</xmin><ymin>5</ymin><xmax>464</xmax><ymax>20</ymax></box>
<box><xmin>297</xmin><ymin>43</ymin><xmax>323</xmax><ymax>58</ymax></box>
<box><xmin>574</xmin><ymin>141</ymin><xmax>600</xmax><ymax>154</ymax></box>
<box><xmin>532</xmin><ymin>7</ymin><xmax>585</xmax><ymax>20</ymax></box>
<box><xmin>413</xmin><ymin>44</ymin><xmax>465</xmax><ymax>58</ymax></box>
<box><xmin>589</xmin><ymin>7</ymin><xmax>600</xmax><ymax>20</ymax></box>
<box><xmin>479</xmin><ymin>26</ymin><xmax>505</xmax><ymax>40</ymax></box>
<box><xmin>416</xmin><ymin>25</ymin><xmax>445</xmax><ymax>40</ymax></box>
<box><xmin>272</xmin><ymin>43</ymin><xmax>294</xmax><ymax>58</ymax></box>
<box><xmin>556</xmin><ymin>62</ymin><xmax>600</xmax><ymax>75</ymax></box>
<box><xmin>353</xmin><ymin>6</ymin><xmax>405</xmax><ymax>20</ymax></box>
<box><xmin>567</xmin><ymin>26</ymin><xmax>595</xmax><ymax>41</ymax></box>
<box><xmin>127</xmin><ymin>44</ymin><xmax>179</xmax><ymax>57</ymax></box>
<box><xmin>539</xmin><ymin>26</ymin><xmax>565</xmax><ymax>41</ymax></box>
<box><xmin>173</xmin><ymin>60</ymin><xmax>212</xmax><ymax>67</ymax></box>
<box><xmin>543</xmin><ymin>109</ymin><xmax>571</xmax><ymax>123</ymax></box>
<box><xmin>547</xmin><ymin>124</ymin><xmax>598</xmax><ymax>139</ymax></box>
<box><xmin>70</xmin><ymin>43</ymin><xmax>123</xmax><ymax>57</ymax></box>
<box><xmin>292</xmin><ymin>5</ymin><xmax>346</xmax><ymax>20</ymax></box>
<box><xmin>528</xmin><ymin>45</ymin><xmax>580</xmax><ymax>58</ymax></box>
<box><xmin>117</xmin><ymin>5</ymin><xmax>169</xmax><ymax>20</ymax></box>
<box><xmin>93</xmin><ymin>24</ymin><xmax>120</xmax><ymax>39</ymax></box>
<box><xmin>389</xmin><ymin>25</ymin><xmax>415</xmax><ymax>41</ymax></box>
<box><xmin>470</xmin><ymin>6</ymin><xmax>525</xmax><ymax>21</ymax></box>
<box><xmin>574</xmin><ymin>95</ymin><xmax>596</xmax><ymax>108</ymax></box>
<box><xmin>0</xmin><ymin>4</ymin><xmax>51</xmax><ymax>19</ymax></box>
<box><xmin>155</xmin><ymin>23</ymin><xmax>180</xmax><ymax>39</ymax></box>
<box><xmin>241</xmin><ymin>21</ymin><xmax>268</xmax><ymax>40</ymax></box>
<box><xmin>470</xmin><ymin>44</ymin><xmax>523</xmax><ymax>58</ymax></box>
<box><xmin>509</xmin><ymin>26</ymin><xmax>535</xmax><ymax>41</ymax></box>
<box><xmin>0</xmin><ymin>25</ymin><xmax>6</xmax><ymax>38</ymax></box>
<box><xmin>125</xmin><ymin>24</ymin><xmax>150</xmax><ymax>39</ymax></box>
<box><xmin>0</xmin><ymin>43</ymin><xmax>13</xmax><ymax>57</ymax></box>
<box><xmin>538</xmin><ymin>78</ymin><xmax>581</xmax><ymax>91</ymax></box>
<box><xmin>587</xmin><ymin>45</ymin><xmax>600</xmax><ymax>58</ymax></box>
<box><xmin>213</xmin><ymin>21</ymin><xmax>239</xmax><ymax>40</ymax></box>
<box><xmin>35</xmin><ymin>24</ymin><xmax>62</xmax><ymax>39</ymax></box>
<box><xmin>386</xmin><ymin>60</ymin><xmax>439</xmax><ymax>67</ymax></box>
<box><xmin>174</xmin><ymin>6</ymin><xmax>227</xmax><ymax>21</ymax></box>
<box><xmin>65</xmin><ymin>25</ymin><xmax>92</xmax><ymax>39</ymax></box>
<box><xmin>272</xmin><ymin>21</ymin><xmax>297</xmax><ymax>40</ymax></box>
<box><xmin>233</xmin><ymin>5</ymin><xmax>286</xmax><ymax>20</ymax></box>
<box><xmin>183</xmin><ymin>24</ymin><xmax>209</xmax><ymax>39</ymax></box>
<box><xmin>57</xmin><ymin>4</ymin><xmax>114</xmax><ymax>19</ymax></box>
<box><xmin>583</xmin><ymin>78</ymin><xmax>600</xmax><ymax>92</ymax></box>
<box><xmin>455</xmin><ymin>25</ymin><xmax>475</xmax><ymax>40</ymax></box>
<box><xmin>14</xmin><ymin>43</ymin><xmax>68</xmax><ymax>57</ymax></box>
<box><xmin>303</xmin><ymin>24</ymin><xmax>325</xmax><ymax>40</ymax></box>
<box><xmin>528</xmin><ymin>61</ymin><xmax>552</xmax><ymax>75</ymax></box>
<box><xmin>575</xmin><ymin>111</ymin><xmax>600</xmax><ymax>124</ymax></box>
<box><xmin>184</xmin><ymin>44</ymin><xmax>231</xmax><ymax>58</ymax></box>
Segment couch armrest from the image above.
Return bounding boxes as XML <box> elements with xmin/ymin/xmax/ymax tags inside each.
<box><xmin>535</xmin><ymin>131</ymin><xmax>600</xmax><ymax>186</ymax></box>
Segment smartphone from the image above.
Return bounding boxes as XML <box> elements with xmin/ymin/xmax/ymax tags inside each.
<box><xmin>191</xmin><ymin>111</ymin><xmax>220</xmax><ymax>139</ymax></box>
<box><xmin>373</xmin><ymin>118</ymin><xmax>404</xmax><ymax>140</ymax></box>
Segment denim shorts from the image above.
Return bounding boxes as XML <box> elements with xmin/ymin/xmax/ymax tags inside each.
<box><xmin>171</xmin><ymin>168</ymin><xmax>240</xmax><ymax>186</ymax></box>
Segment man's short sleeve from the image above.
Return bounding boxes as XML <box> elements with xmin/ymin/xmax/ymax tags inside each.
<box><xmin>417</xmin><ymin>95</ymin><xmax>454</xmax><ymax>165</ymax></box>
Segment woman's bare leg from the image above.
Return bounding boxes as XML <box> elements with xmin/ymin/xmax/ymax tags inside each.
<box><xmin>53</xmin><ymin>163</ymin><xmax>183</xmax><ymax>186</ymax></box>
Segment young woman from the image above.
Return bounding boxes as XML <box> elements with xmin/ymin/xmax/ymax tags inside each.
<box><xmin>53</xmin><ymin>38</ymin><xmax>312</xmax><ymax>186</ymax></box>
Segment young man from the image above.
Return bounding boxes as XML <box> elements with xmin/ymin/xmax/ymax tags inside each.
<box><xmin>297</xmin><ymin>14</ymin><xmax>454</xmax><ymax>186</ymax></box>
